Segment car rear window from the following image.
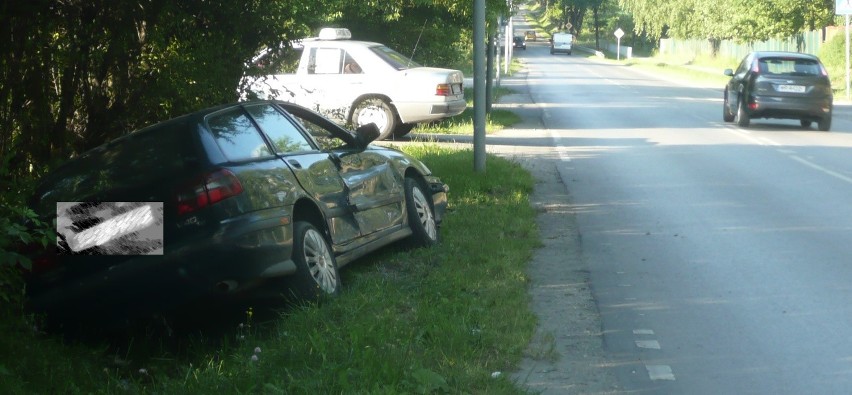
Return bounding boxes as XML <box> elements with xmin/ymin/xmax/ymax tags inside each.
<box><xmin>33</xmin><ymin>122</ymin><xmax>196</xmax><ymax>213</ymax></box>
<box><xmin>206</xmin><ymin>108</ymin><xmax>272</xmax><ymax>161</ymax></box>
<box><xmin>370</xmin><ymin>45</ymin><xmax>421</xmax><ymax>70</ymax></box>
<box><xmin>759</xmin><ymin>58</ymin><xmax>821</xmax><ymax>76</ymax></box>
<box><xmin>244</xmin><ymin>104</ymin><xmax>314</xmax><ymax>153</ymax></box>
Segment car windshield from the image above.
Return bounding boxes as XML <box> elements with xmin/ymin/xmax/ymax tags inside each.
<box><xmin>369</xmin><ymin>45</ymin><xmax>421</xmax><ymax>70</ymax></box>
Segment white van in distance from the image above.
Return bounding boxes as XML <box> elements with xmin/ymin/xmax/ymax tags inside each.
<box><xmin>550</xmin><ymin>32</ymin><xmax>573</xmax><ymax>55</ymax></box>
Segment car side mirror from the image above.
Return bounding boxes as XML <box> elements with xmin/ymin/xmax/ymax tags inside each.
<box><xmin>354</xmin><ymin>123</ymin><xmax>380</xmax><ymax>149</ymax></box>
<box><xmin>723</xmin><ymin>69</ymin><xmax>734</xmax><ymax>76</ymax></box>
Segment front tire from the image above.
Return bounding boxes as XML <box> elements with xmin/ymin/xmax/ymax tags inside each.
<box><xmin>735</xmin><ymin>97</ymin><xmax>750</xmax><ymax>127</ymax></box>
<box><xmin>291</xmin><ymin>221</ymin><xmax>340</xmax><ymax>300</ymax></box>
<box><xmin>723</xmin><ymin>91</ymin><xmax>735</xmax><ymax>122</ymax></box>
<box><xmin>404</xmin><ymin>178</ymin><xmax>438</xmax><ymax>247</ymax></box>
<box><xmin>351</xmin><ymin>97</ymin><xmax>397</xmax><ymax>141</ymax></box>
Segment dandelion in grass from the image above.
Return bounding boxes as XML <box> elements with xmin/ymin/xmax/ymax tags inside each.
<box><xmin>254</xmin><ymin>347</ymin><xmax>262</xmax><ymax>354</ymax></box>
<box><xmin>251</xmin><ymin>354</ymin><xmax>259</xmax><ymax>362</ymax></box>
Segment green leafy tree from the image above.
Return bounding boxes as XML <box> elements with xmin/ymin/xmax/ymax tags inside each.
<box><xmin>618</xmin><ymin>0</ymin><xmax>835</xmax><ymax>42</ymax></box>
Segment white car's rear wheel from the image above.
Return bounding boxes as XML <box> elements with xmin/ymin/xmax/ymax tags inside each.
<box><xmin>351</xmin><ymin>97</ymin><xmax>397</xmax><ymax>140</ymax></box>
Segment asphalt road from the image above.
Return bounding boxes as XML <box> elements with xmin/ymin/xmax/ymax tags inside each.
<box><xmin>512</xmin><ymin>36</ymin><xmax>852</xmax><ymax>393</ymax></box>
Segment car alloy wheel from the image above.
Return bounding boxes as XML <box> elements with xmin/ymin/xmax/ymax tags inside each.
<box><xmin>351</xmin><ymin>96</ymin><xmax>397</xmax><ymax>140</ymax></box>
<box><xmin>404</xmin><ymin>178</ymin><xmax>438</xmax><ymax>247</ymax></box>
<box><xmin>292</xmin><ymin>221</ymin><xmax>340</xmax><ymax>299</ymax></box>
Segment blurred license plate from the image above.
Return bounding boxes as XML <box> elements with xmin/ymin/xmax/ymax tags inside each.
<box><xmin>452</xmin><ymin>84</ymin><xmax>461</xmax><ymax>95</ymax></box>
<box><xmin>778</xmin><ymin>84</ymin><xmax>806</xmax><ymax>93</ymax></box>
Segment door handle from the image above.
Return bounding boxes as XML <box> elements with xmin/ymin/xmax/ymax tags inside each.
<box><xmin>287</xmin><ymin>159</ymin><xmax>302</xmax><ymax>169</ymax></box>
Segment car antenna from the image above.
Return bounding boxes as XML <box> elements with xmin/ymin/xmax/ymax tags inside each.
<box><xmin>408</xmin><ymin>19</ymin><xmax>428</xmax><ymax>68</ymax></box>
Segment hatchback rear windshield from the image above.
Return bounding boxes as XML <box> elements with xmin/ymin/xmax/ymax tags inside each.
<box><xmin>758</xmin><ymin>58</ymin><xmax>821</xmax><ymax>76</ymax></box>
<box><xmin>33</xmin><ymin>122</ymin><xmax>196</xmax><ymax>214</ymax></box>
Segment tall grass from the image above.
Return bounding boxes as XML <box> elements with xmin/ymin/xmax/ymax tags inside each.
<box><xmin>0</xmin><ymin>147</ymin><xmax>540</xmax><ymax>394</ymax></box>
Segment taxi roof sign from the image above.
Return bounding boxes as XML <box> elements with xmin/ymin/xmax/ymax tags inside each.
<box><xmin>318</xmin><ymin>28</ymin><xmax>352</xmax><ymax>40</ymax></box>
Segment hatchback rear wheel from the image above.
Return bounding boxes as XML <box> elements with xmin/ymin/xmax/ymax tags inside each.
<box><xmin>735</xmin><ymin>98</ymin><xmax>750</xmax><ymax>127</ymax></box>
<box><xmin>292</xmin><ymin>221</ymin><xmax>340</xmax><ymax>299</ymax></box>
<box><xmin>818</xmin><ymin>114</ymin><xmax>831</xmax><ymax>132</ymax></box>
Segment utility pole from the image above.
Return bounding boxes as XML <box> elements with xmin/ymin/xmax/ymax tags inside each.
<box><xmin>473</xmin><ymin>0</ymin><xmax>486</xmax><ymax>172</ymax></box>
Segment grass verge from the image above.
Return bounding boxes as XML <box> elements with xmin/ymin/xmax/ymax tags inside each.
<box><xmin>0</xmin><ymin>147</ymin><xmax>539</xmax><ymax>394</ymax></box>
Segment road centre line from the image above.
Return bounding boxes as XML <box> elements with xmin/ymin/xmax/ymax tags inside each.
<box><xmin>725</xmin><ymin>127</ymin><xmax>852</xmax><ymax>185</ymax></box>
<box><xmin>790</xmin><ymin>155</ymin><xmax>852</xmax><ymax>185</ymax></box>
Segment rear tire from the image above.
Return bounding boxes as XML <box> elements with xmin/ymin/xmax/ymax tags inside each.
<box><xmin>404</xmin><ymin>178</ymin><xmax>438</xmax><ymax>247</ymax></box>
<box><xmin>735</xmin><ymin>97</ymin><xmax>750</xmax><ymax>127</ymax></box>
<box><xmin>351</xmin><ymin>97</ymin><xmax>397</xmax><ymax>141</ymax></box>
<box><xmin>291</xmin><ymin>221</ymin><xmax>340</xmax><ymax>300</ymax></box>
<box><xmin>392</xmin><ymin>123</ymin><xmax>416</xmax><ymax>138</ymax></box>
<box><xmin>818</xmin><ymin>114</ymin><xmax>831</xmax><ymax>132</ymax></box>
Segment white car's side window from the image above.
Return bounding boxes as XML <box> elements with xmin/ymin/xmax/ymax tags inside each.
<box><xmin>311</xmin><ymin>48</ymin><xmax>344</xmax><ymax>74</ymax></box>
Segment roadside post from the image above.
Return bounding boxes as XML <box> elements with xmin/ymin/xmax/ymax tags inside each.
<box><xmin>474</xmin><ymin>0</ymin><xmax>486</xmax><ymax>172</ymax></box>
<box><xmin>839</xmin><ymin>0</ymin><xmax>852</xmax><ymax>99</ymax></box>
<box><xmin>614</xmin><ymin>28</ymin><xmax>625</xmax><ymax>61</ymax></box>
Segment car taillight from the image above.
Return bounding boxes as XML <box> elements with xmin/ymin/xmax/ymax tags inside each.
<box><xmin>176</xmin><ymin>169</ymin><xmax>243</xmax><ymax>216</ymax></box>
<box><xmin>436</xmin><ymin>83</ymin><xmax>452</xmax><ymax>96</ymax></box>
<box><xmin>819</xmin><ymin>64</ymin><xmax>829</xmax><ymax>77</ymax></box>
<box><xmin>751</xmin><ymin>60</ymin><xmax>760</xmax><ymax>73</ymax></box>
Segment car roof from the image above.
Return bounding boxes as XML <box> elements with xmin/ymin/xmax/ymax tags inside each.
<box><xmin>68</xmin><ymin>100</ymin><xmax>298</xmax><ymax>159</ymax></box>
<box><xmin>300</xmin><ymin>38</ymin><xmax>384</xmax><ymax>50</ymax></box>
<box><xmin>752</xmin><ymin>51</ymin><xmax>819</xmax><ymax>61</ymax></box>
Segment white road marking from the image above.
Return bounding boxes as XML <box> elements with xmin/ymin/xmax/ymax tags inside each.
<box><xmin>790</xmin><ymin>155</ymin><xmax>852</xmax><ymax>185</ymax></box>
<box><xmin>633</xmin><ymin>329</ymin><xmax>655</xmax><ymax>335</ymax></box>
<box><xmin>724</xmin><ymin>128</ymin><xmax>852</xmax><ymax>186</ymax></box>
<box><xmin>646</xmin><ymin>365</ymin><xmax>676</xmax><ymax>381</ymax></box>
<box><xmin>635</xmin><ymin>340</ymin><xmax>661</xmax><ymax>349</ymax></box>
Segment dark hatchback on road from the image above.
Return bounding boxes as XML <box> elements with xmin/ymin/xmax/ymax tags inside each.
<box><xmin>723</xmin><ymin>51</ymin><xmax>833</xmax><ymax>131</ymax></box>
<box><xmin>24</xmin><ymin>101</ymin><xmax>447</xmax><ymax>324</ymax></box>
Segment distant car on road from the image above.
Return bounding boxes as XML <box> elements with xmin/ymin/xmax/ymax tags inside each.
<box><xmin>723</xmin><ymin>51</ymin><xmax>833</xmax><ymax>131</ymax></box>
<box><xmin>513</xmin><ymin>35</ymin><xmax>526</xmax><ymax>50</ymax></box>
<box><xmin>524</xmin><ymin>30</ymin><xmax>537</xmax><ymax>41</ymax></box>
<box><xmin>550</xmin><ymin>32</ymin><xmax>573</xmax><ymax>55</ymax></box>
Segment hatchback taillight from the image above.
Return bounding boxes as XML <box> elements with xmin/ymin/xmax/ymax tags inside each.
<box><xmin>176</xmin><ymin>169</ymin><xmax>243</xmax><ymax>216</ymax></box>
